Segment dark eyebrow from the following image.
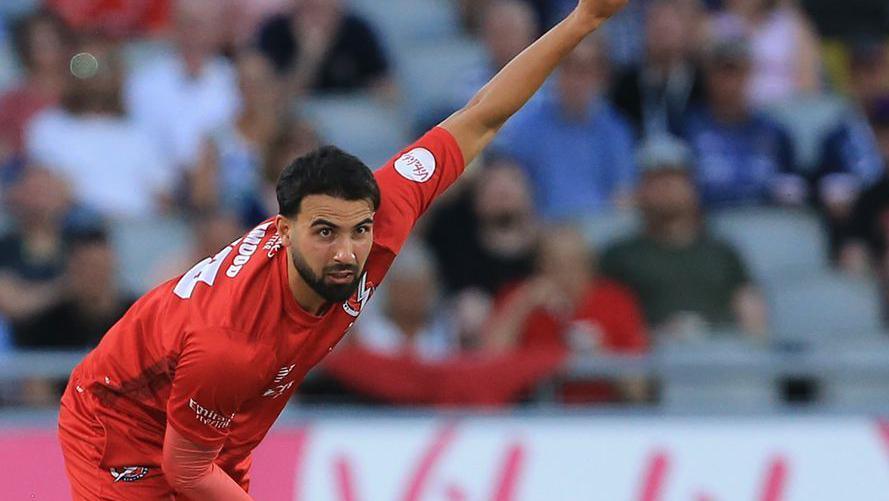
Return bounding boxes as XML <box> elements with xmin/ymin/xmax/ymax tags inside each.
<box><xmin>354</xmin><ymin>218</ymin><xmax>374</xmax><ymax>228</ymax></box>
<box><xmin>310</xmin><ymin>218</ymin><xmax>374</xmax><ymax>229</ymax></box>
<box><xmin>310</xmin><ymin>219</ymin><xmax>338</xmax><ymax>229</ymax></box>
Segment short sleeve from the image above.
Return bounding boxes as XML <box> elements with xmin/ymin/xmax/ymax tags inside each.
<box><xmin>166</xmin><ymin>328</ymin><xmax>265</xmax><ymax>447</ymax></box>
<box><xmin>721</xmin><ymin>242</ymin><xmax>751</xmax><ymax>291</ymax></box>
<box><xmin>373</xmin><ymin>127</ymin><xmax>466</xmax><ymax>254</ymax></box>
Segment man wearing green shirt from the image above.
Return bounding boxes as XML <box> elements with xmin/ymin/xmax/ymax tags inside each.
<box><xmin>600</xmin><ymin>135</ymin><xmax>767</xmax><ymax>338</ymax></box>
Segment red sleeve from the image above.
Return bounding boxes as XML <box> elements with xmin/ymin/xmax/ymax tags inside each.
<box><xmin>166</xmin><ymin>328</ymin><xmax>266</xmax><ymax>447</ymax></box>
<box><xmin>373</xmin><ymin>127</ymin><xmax>466</xmax><ymax>254</ymax></box>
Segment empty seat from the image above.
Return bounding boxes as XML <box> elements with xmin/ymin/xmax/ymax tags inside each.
<box><xmin>708</xmin><ymin>207</ymin><xmax>829</xmax><ymax>283</ymax></box>
<box><xmin>395</xmin><ymin>39</ymin><xmax>486</xmax><ymax>123</ymax></box>
<box><xmin>110</xmin><ymin>216</ymin><xmax>193</xmax><ymax>295</ymax></box>
<box><xmin>579</xmin><ymin>210</ymin><xmax>640</xmax><ymax>250</ymax></box>
<box><xmin>299</xmin><ymin>95</ymin><xmax>412</xmax><ymax>169</ymax></box>
<box><xmin>349</xmin><ymin>0</ymin><xmax>461</xmax><ymax>51</ymax></box>
<box><xmin>767</xmin><ymin>272</ymin><xmax>884</xmax><ymax>344</ymax></box>
<box><xmin>657</xmin><ymin>338</ymin><xmax>780</xmax><ymax>411</ymax></box>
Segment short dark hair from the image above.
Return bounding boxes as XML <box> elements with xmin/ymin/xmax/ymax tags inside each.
<box><xmin>276</xmin><ymin>145</ymin><xmax>381</xmax><ymax>217</ymax></box>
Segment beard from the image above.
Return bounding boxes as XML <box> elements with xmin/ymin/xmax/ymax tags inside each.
<box><xmin>291</xmin><ymin>248</ymin><xmax>361</xmax><ymax>303</ymax></box>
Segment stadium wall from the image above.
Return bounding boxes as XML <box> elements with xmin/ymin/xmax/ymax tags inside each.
<box><xmin>3</xmin><ymin>415</ymin><xmax>889</xmax><ymax>500</ymax></box>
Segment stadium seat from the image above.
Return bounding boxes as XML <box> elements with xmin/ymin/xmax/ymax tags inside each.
<box><xmin>120</xmin><ymin>39</ymin><xmax>174</xmax><ymax>71</ymax></box>
<box><xmin>765</xmin><ymin>93</ymin><xmax>848</xmax><ymax>172</ymax></box>
<box><xmin>708</xmin><ymin>207</ymin><xmax>829</xmax><ymax>284</ymax></box>
<box><xmin>395</xmin><ymin>39</ymin><xmax>487</xmax><ymax>124</ymax></box>
<box><xmin>766</xmin><ymin>272</ymin><xmax>884</xmax><ymax>344</ymax></box>
<box><xmin>348</xmin><ymin>0</ymin><xmax>461</xmax><ymax>50</ymax></box>
<box><xmin>299</xmin><ymin>95</ymin><xmax>412</xmax><ymax>169</ymax></box>
<box><xmin>579</xmin><ymin>210</ymin><xmax>640</xmax><ymax>250</ymax></box>
<box><xmin>110</xmin><ymin>216</ymin><xmax>194</xmax><ymax>295</ymax></box>
<box><xmin>657</xmin><ymin>338</ymin><xmax>780</xmax><ymax>410</ymax></box>
<box><xmin>812</xmin><ymin>338</ymin><xmax>889</xmax><ymax>409</ymax></box>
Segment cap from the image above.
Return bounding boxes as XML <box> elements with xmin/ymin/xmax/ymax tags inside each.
<box><xmin>636</xmin><ymin>134</ymin><xmax>693</xmax><ymax>173</ymax></box>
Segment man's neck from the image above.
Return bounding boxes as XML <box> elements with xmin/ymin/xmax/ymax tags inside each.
<box><xmin>647</xmin><ymin>217</ymin><xmax>700</xmax><ymax>247</ymax></box>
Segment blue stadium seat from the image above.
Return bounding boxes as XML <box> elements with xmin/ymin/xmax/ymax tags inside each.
<box><xmin>395</xmin><ymin>39</ymin><xmax>486</xmax><ymax>124</ymax></box>
<box><xmin>765</xmin><ymin>93</ymin><xmax>848</xmax><ymax>172</ymax></box>
<box><xmin>708</xmin><ymin>207</ymin><xmax>829</xmax><ymax>284</ymax></box>
<box><xmin>579</xmin><ymin>209</ymin><xmax>640</xmax><ymax>250</ymax></box>
<box><xmin>348</xmin><ymin>0</ymin><xmax>461</xmax><ymax>51</ymax></box>
<box><xmin>767</xmin><ymin>272</ymin><xmax>884</xmax><ymax>344</ymax></box>
<box><xmin>110</xmin><ymin>217</ymin><xmax>193</xmax><ymax>295</ymax></box>
<box><xmin>658</xmin><ymin>338</ymin><xmax>780</xmax><ymax>410</ymax></box>
<box><xmin>299</xmin><ymin>95</ymin><xmax>412</xmax><ymax>169</ymax></box>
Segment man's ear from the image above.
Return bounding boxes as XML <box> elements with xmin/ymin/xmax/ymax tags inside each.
<box><xmin>274</xmin><ymin>215</ymin><xmax>293</xmax><ymax>247</ymax></box>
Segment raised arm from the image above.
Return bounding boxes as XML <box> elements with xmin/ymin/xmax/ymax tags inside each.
<box><xmin>440</xmin><ymin>0</ymin><xmax>628</xmax><ymax>163</ymax></box>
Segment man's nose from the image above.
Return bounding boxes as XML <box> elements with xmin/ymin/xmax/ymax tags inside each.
<box><xmin>332</xmin><ymin>237</ymin><xmax>356</xmax><ymax>264</ymax></box>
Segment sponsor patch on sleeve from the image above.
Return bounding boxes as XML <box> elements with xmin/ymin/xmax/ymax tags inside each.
<box><xmin>394</xmin><ymin>148</ymin><xmax>436</xmax><ymax>183</ymax></box>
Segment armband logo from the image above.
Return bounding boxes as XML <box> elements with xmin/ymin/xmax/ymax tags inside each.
<box><xmin>395</xmin><ymin>148</ymin><xmax>436</xmax><ymax>183</ymax></box>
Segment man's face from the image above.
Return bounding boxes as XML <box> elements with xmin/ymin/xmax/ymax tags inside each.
<box><xmin>280</xmin><ymin>195</ymin><xmax>375</xmax><ymax>303</ymax></box>
<box><xmin>557</xmin><ymin>41</ymin><xmax>606</xmax><ymax>112</ymax></box>
<box><xmin>639</xmin><ymin>169</ymin><xmax>699</xmax><ymax>221</ymax></box>
<box><xmin>705</xmin><ymin>59</ymin><xmax>750</xmax><ymax>112</ymax></box>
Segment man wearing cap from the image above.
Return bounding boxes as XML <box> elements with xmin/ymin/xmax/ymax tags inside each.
<box><xmin>600</xmin><ymin>134</ymin><xmax>768</xmax><ymax>339</ymax></box>
<box><xmin>680</xmin><ymin>33</ymin><xmax>795</xmax><ymax>209</ymax></box>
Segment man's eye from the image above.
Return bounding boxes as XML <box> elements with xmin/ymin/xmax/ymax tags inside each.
<box><xmin>319</xmin><ymin>228</ymin><xmax>332</xmax><ymax>238</ymax></box>
<box><xmin>356</xmin><ymin>226</ymin><xmax>369</xmax><ymax>235</ymax></box>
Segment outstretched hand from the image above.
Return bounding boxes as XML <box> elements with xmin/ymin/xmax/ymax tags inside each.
<box><xmin>574</xmin><ymin>0</ymin><xmax>630</xmax><ymax>30</ymax></box>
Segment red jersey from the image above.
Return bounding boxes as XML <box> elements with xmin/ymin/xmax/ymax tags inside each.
<box><xmin>60</xmin><ymin>127</ymin><xmax>464</xmax><ymax>486</ymax></box>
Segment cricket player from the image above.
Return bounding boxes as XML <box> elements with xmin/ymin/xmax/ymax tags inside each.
<box><xmin>58</xmin><ymin>0</ymin><xmax>629</xmax><ymax>498</ymax></box>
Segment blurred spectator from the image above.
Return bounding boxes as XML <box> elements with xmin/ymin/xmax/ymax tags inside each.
<box><xmin>600</xmin><ymin>135</ymin><xmax>768</xmax><ymax>339</ymax></box>
<box><xmin>149</xmin><ymin>211</ymin><xmax>245</xmax><ymax>287</ymax></box>
<box><xmin>256</xmin><ymin>0</ymin><xmax>395</xmax><ymax>97</ymax></box>
<box><xmin>26</xmin><ymin>37</ymin><xmax>175</xmax><ymax>220</ymax></box>
<box><xmin>0</xmin><ymin>10</ymin><xmax>70</xmax><ymax>169</ymax></box>
<box><xmin>261</xmin><ymin>115</ymin><xmax>320</xmax><ymax>209</ymax></box>
<box><xmin>611</xmin><ymin>0</ymin><xmax>705</xmax><ymax>138</ymax></box>
<box><xmin>682</xmin><ymin>34</ymin><xmax>795</xmax><ymax>208</ymax></box>
<box><xmin>484</xmin><ymin>226</ymin><xmax>648</xmax><ymax>402</ymax></box>
<box><xmin>711</xmin><ymin>0</ymin><xmax>821</xmax><ymax>107</ymax></box>
<box><xmin>0</xmin><ymin>166</ymin><xmax>71</xmax><ymax>325</ymax></box>
<box><xmin>840</xmin><ymin>98</ymin><xmax>889</xmax><ymax>277</ymax></box>
<box><xmin>47</xmin><ymin>0</ymin><xmax>170</xmax><ymax>37</ymax></box>
<box><xmin>125</xmin><ymin>0</ymin><xmax>239</xmax><ymax>171</ymax></box>
<box><xmin>423</xmin><ymin>157</ymin><xmax>537</xmax><ymax>297</ymax></box>
<box><xmin>192</xmin><ymin>50</ymin><xmax>285</xmax><ymax>226</ymax></box>
<box><xmin>355</xmin><ymin>241</ymin><xmax>462</xmax><ymax>360</ymax></box>
<box><xmin>12</xmin><ymin>223</ymin><xmax>134</xmax><ymax>348</ymax></box>
<box><xmin>452</xmin><ymin>0</ymin><xmax>539</xmax><ymax>109</ymax></box>
<box><xmin>846</xmin><ymin>40</ymin><xmax>889</xmax><ymax>110</ymax></box>
<box><xmin>457</xmin><ymin>0</ymin><xmax>549</xmax><ymax>34</ymax></box>
<box><xmin>496</xmin><ymin>37</ymin><xmax>637</xmax><ymax>220</ymax></box>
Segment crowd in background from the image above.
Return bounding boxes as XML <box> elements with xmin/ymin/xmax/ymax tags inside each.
<box><xmin>0</xmin><ymin>0</ymin><xmax>887</xmax><ymax>407</ymax></box>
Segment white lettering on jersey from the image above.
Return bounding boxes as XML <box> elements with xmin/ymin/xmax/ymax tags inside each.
<box><xmin>394</xmin><ymin>148</ymin><xmax>436</xmax><ymax>182</ymax></box>
<box><xmin>263</xmin><ymin>364</ymin><xmax>296</xmax><ymax>399</ymax></box>
<box><xmin>226</xmin><ymin>222</ymin><xmax>273</xmax><ymax>278</ymax></box>
<box><xmin>174</xmin><ymin>246</ymin><xmax>234</xmax><ymax>299</ymax></box>
<box><xmin>187</xmin><ymin>398</ymin><xmax>234</xmax><ymax>430</ymax></box>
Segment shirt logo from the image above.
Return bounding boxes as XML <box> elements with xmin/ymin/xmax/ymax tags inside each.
<box><xmin>110</xmin><ymin>466</ymin><xmax>149</xmax><ymax>483</ymax></box>
<box><xmin>394</xmin><ymin>148</ymin><xmax>436</xmax><ymax>182</ymax></box>
<box><xmin>263</xmin><ymin>364</ymin><xmax>296</xmax><ymax>399</ymax></box>
<box><xmin>187</xmin><ymin>398</ymin><xmax>234</xmax><ymax>430</ymax></box>
<box><xmin>343</xmin><ymin>272</ymin><xmax>374</xmax><ymax>317</ymax></box>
